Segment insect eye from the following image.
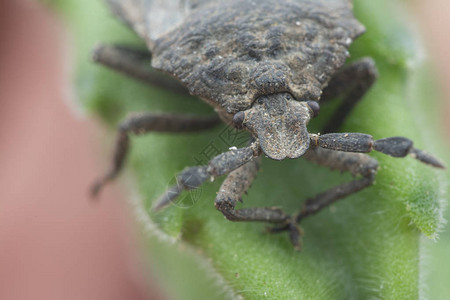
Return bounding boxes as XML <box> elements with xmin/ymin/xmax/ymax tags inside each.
<box><xmin>232</xmin><ymin>111</ymin><xmax>245</xmax><ymax>129</ymax></box>
<box><xmin>306</xmin><ymin>101</ymin><xmax>320</xmax><ymax>117</ymax></box>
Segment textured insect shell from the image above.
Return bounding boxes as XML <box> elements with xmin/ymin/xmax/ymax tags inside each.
<box><xmin>107</xmin><ymin>0</ymin><xmax>364</xmax><ymax>121</ymax></box>
<box><xmin>152</xmin><ymin>0</ymin><xmax>364</xmax><ymax>120</ymax></box>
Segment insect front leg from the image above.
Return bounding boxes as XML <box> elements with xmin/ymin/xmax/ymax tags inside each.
<box><xmin>152</xmin><ymin>144</ymin><xmax>261</xmax><ymax>210</ymax></box>
<box><xmin>92</xmin><ymin>44</ymin><xmax>189</xmax><ymax>95</ymax></box>
<box><xmin>90</xmin><ymin>113</ymin><xmax>221</xmax><ymax>197</ymax></box>
<box><xmin>320</xmin><ymin>57</ymin><xmax>378</xmax><ymax>133</ymax></box>
<box><xmin>214</xmin><ymin>157</ymin><xmax>289</xmax><ymax>223</ymax></box>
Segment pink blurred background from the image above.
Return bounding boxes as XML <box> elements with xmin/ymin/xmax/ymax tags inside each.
<box><xmin>0</xmin><ymin>1</ymin><xmax>164</xmax><ymax>299</ymax></box>
<box><xmin>0</xmin><ymin>0</ymin><xmax>448</xmax><ymax>299</ymax></box>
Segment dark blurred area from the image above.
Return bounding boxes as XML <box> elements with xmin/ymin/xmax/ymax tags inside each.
<box><xmin>0</xmin><ymin>0</ymin><xmax>448</xmax><ymax>299</ymax></box>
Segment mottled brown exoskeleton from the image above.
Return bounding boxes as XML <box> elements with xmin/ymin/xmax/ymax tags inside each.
<box><xmin>91</xmin><ymin>0</ymin><xmax>445</xmax><ymax>249</ymax></box>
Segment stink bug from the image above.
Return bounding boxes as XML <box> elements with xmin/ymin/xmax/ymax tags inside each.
<box><xmin>90</xmin><ymin>0</ymin><xmax>445</xmax><ymax>249</ymax></box>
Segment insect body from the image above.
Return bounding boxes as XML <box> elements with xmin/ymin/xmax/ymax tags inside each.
<box><xmin>91</xmin><ymin>0</ymin><xmax>445</xmax><ymax>249</ymax></box>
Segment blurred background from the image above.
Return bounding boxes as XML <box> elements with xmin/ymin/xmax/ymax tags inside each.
<box><xmin>0</xmin><ymin>0</ymin><xmax>448</xmax><ymax>299</ymax></box>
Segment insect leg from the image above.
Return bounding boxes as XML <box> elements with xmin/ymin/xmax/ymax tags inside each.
<box><xmin>297</xmin><ymin>147</ymin><xmax>378</xmax><ymax>218</ymax></box>
<box><xmin>90</xmin><ymin>113</ymin><xmax>221</xmax><ymax>198</ymax></box>
<box><xmin>214</xmin><ymin>157</ymin><xmax>289</xmax><ymax>224</ymax></box>
<box><xmin>320</xmin><ymin>57</ymin><xmax>378</xmax><ymax>133</ymax></box>
<box><xmin>267</xmin><ymin>147</ymin><xmax>378</xmax><ymax>250</ymax></box>
<box><xmin>271</xmin><ymin>131</ymin><xmax>444</xmax><ymax>249</ymax></box>
<box><xmin>152</xmin><ymin>144</ymin><xmax>261</xmax><ymax>210</ymax></box>
<box><xmin>92</xmin><ymin>44</ymin><xmax>189</xmax><ymax>95</ymax></box>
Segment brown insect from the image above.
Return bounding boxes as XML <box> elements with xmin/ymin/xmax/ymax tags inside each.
<box><xmin>90</xmin><ymin>0</ymin><xmax>445</xmax><ymax>249</ymax></box>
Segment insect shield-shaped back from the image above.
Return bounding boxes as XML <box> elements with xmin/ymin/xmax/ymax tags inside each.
<box><xmin>236</xmin><ymin>93</ymin><xmax>313</xmax><ymax>160</ymax></box>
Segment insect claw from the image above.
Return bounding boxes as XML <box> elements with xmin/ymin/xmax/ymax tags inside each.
<box><xmin>89</xmin><ymin>183</ymin><xmax>101</xmax><ymax>199</ymax></box>
<box><xmin>289</xmin><ymin>223</ymin><xmax>303</xmax><ymax>251</ymax></box>
<box><xmin>265</xmin><ymin>219</ymin><xmax>303</xmax><ymax>250</ymax></box>
<box><xmin>89</xmin><ymin>177</ymin><xmax>109</xmax><ymax>200</ymax></box>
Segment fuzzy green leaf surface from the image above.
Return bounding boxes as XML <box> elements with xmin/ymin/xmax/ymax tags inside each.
<box><xmin>51</xmin><ymin>0</ymin><xmax>448</xmax><ymax>299</ymax></box>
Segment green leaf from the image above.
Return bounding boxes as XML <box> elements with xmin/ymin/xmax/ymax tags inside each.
<box><xmin>53</xmin><ymin>0</ymin><xmax>448</xmax><ymax>298</ymax></box>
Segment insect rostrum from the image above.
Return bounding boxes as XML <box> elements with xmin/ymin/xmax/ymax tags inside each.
<box><xmin>90</xmin><ymin>0</ymin><xmax>445</xmax><ymax>250</ymax></box>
